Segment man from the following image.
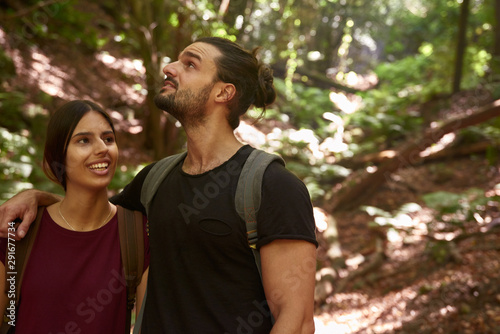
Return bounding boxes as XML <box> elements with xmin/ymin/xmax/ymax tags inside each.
<box><xmin>0</xmin><ymin>37</ymin><xmax>317</xmax><ymax>333</ymax></box>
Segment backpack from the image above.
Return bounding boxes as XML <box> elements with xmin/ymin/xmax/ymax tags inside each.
<box><xmin>1</xmin><ymin>205</ymin><xmax>144</xmax><ymax>334</ymax></box>
<box><xmin>140</xmin><ymin>148</ymin><xmax>285</xmax><ymax>279</ymax></box>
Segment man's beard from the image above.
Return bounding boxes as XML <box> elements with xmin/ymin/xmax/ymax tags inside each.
<box><xmin>154</xmin><ymin>83</ymin><xmax>214</xmax><ymax>128</ymax></box>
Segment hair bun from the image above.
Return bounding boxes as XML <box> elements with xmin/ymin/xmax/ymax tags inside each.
<box><xmin>254</xmin><ymin>64</ymin><xmax>276</xmax><ymax>108</ymax></box>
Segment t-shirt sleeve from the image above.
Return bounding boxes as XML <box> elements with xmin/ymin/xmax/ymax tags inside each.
<box><xmin>256</xmin><ymin>161</ymin><xmax>318</xmax><ymax>249</ymax></box>
<box><xmin>110</xmin><ymin>163</ymin><xmax>156</xmax><ymax>215</ymax></box>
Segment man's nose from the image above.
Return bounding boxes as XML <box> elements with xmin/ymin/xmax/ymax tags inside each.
<box><xmin>162</xmin><ymin>61</ymin><xmax>178</xmax><ymax>77</ymax></box>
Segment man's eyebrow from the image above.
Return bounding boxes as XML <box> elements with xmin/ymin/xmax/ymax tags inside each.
<box><xmin>180</xmin><ymin>50</ymin><xmax>202</xmax><ymax>62</ymax></box>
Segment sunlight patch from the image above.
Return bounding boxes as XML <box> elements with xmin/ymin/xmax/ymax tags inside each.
<box><xmin>30</xmin><ymin>51</ymin><xmax>70</xmax><ymax>98</ymax></box>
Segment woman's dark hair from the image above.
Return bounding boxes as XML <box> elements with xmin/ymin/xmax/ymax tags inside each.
<box><xmin>43</xmin><ymin>100</ymin><xmax>115</xmax><ymax>190</ymax></box>
<box><xmin>195</xmin><ymin>37</ymin><xmax>276</xmax><ymax>129</ymax></box>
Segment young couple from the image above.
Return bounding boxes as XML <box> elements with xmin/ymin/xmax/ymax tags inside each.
<box><xmin>0</xmin><ymin>37</ymin><xmax>317</xmax><ymax>334</ymax></box>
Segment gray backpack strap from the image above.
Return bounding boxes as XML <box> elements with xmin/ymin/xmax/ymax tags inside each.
<box><xmin>140</xmin><ymin>152</ymin><xmax>187</xmax><ymax>216</ymax></box>
<box><xmin>234</xmin><ymin>149</ymin><xmax>285</xmax><ymax>278</ymax></box>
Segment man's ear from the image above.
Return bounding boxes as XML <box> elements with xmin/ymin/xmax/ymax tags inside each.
<box><xmin>215</xmin><ymin>83</ymin><xmax>236</xmax><ymax>103</ymax></box>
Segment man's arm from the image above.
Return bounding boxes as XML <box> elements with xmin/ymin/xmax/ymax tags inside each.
<box><xmin>0</xmin><ymin>190</ymin><xmax>62</xmax><ymax>239</ymax></box>
<box><xmin>260</xmin><ymin>239</ymin><xmax>317</xmax><ymax>334</ymax></box>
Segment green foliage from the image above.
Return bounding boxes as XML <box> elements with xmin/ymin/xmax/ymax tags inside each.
<box><xmin>362</xmin><ymin>189</ymin><xmax>497</xmax><ymax>264</ymax></box>
<box><xmin>0</xmin><ymin>92</ymin><xmax>27</xmax><ymax>131</ymax></box>
<box><xmin>420</xmin><ymin>188</ymin><xmax>498</xmax><ymax>264</ymax></box>
<box><xmin>0</xmin><ymin>49</ymin><xmax>16</xmax><ymax>81</ymax></box>
<box><xmin>302</xmin><ymin>164</ymin><xmax>351</xmax><ymax>201</ymax></box>
<box><xmin>6</xmin><ymin>0</ymin><xmax>103</xmax><ymax>51</ymax></box>
<box><xmin>348</xmin><ymin>0</ymin><xmax>496</xmax><ymax>155</ymax></box>
<box><xmin>264</xmin><ymin>128</ymin><xmax>351</xmax><ymax>202</ymax></box>
<box><xmin>263</xmin><ymin>78</ymin><xmax>352</xmax><ymax>200</ymax></box>
<box><xmin>373</xmin><ymin>0</ymin><xmax>461</xmax><ymax>62</ymax></box>
<box><xmin>422</xmin><ymin>188</ymin><xmax>495</xmax><ymax>222</ymax></box>
<box><xmin>0</xmin><ymin>120</ymin><xmax>67</xmax><ymax>204</ymax></box>
<box><xmin>485</xmin><ymin>145</ymin><xmax>499</xmax><ymax>166</ymax></box>
<box><xmin>0</xmin><ymin>127</ymin><xmax>38</xmax><ymax>203</ymax></box>
<box><xmin>273</xmin><ymin>79</ymin><xmax>336</xmax><ymax>138</ymax></box>
<box><xmin>50</xmin><ymin>3</ymin><xmax>105</xmax><ymax>50</ymax></box>
<box><xmin>422</xmin><ymin>191</ymin><xmax>464</xmax><ymax>215</ymax></box>
<box><xmin>362</xmin><ymin>203</ymin><xmax>422</xmax><ymax>241</ymax></box>
<box><xmin>340</xmin><ymin>42</ymin><xmax>454</xmax><ymax>153</ymax></box>
<box><xmin>188</xmin><ymin>1</ymin><xmax>238</xmax><ymax>40</ymax></box>
<box><xmin>108</xmin><ymin>164</ymin><xmax>146</xmax><ymax>193</ymax></box>
<box><xmin>457</xmin><ymin>120</ymin><xmax>500</xmax><ymax>152</ymax></box>
<box><xmin>425</xmin><ymin>239</ymin><xmax>455</xmax><ymax>264</ymax></box>
<box><xmin>256</xmin><ymin>79</ymin><xmax>351</xmax><ymax>200</ymax></box>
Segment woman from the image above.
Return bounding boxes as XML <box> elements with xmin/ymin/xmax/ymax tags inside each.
<box><xmin>0</xmin><ymin>100</ymin><xmax>149</xmax><ymax>333</ymax></box>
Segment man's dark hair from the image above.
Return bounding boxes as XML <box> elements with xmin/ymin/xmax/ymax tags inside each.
<box><xmin>43</xmin><ymin>100</ymin><xmax>115</xmax><ymax>190</ymax></box>
<box><xmin>195</xmin><ymin>37</ymin><xmax>276</xmax><ymax>129</ymax></box>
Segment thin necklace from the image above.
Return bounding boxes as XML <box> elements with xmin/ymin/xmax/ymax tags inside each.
<box><xmin>58</xmin><ymin>202</ymin><xmax>112</xmax><ymax>231</ymax></box>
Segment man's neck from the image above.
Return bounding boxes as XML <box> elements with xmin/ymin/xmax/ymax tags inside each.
<box><xmin>182</xmin><ymin>123</ymin><xmax>244</xmax><ymax>175</ymax></box>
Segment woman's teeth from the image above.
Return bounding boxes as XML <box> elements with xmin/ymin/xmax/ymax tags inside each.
<box><xmin>89</xmin><ymin>163</ymin><xmax>108</xmax><ymax>171</ymax></box>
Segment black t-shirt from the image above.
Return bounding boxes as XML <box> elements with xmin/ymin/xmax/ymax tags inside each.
<box><xmin>111</xmin><ymin>145</ymin><xmax>317</xmax><ymax>333</ymax></box>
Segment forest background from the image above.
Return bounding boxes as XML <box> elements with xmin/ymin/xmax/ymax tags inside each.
<box><xmin>1</xmin><ymin>0</ymin><xmax>500</xmax><ymax>333</ymax></box>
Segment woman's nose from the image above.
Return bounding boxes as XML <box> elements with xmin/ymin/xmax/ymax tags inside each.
<box><xmin>95</xmin><ymin>139</ymin><xmax>109</xmax><ymax>155</ymax></box>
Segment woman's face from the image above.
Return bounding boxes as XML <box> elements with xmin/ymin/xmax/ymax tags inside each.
<box><xmin>64</xmin><ymin>111</ymin><xmax>118</xmax><ymax>193</ymax></box>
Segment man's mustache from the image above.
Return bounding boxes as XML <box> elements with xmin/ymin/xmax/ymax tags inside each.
<box><xmin>164</xmin><ymin>76</ymin><xmax>179</xmax><ymax>89</ymax></box>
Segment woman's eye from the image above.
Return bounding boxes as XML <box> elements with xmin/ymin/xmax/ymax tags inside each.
<box><xmin>104</xmin><ymin>136</ymin><xmax>115</xmax><ymax>143</ymax></box>
<box><xmin>77</xmin><ymin>138</ymin><xmax>89</xmax><ymax>144</ymax></box>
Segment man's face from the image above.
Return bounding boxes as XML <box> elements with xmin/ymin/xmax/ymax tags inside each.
<box><xmin>154</xmin><ymin>42</ymin><xmax>221</xmax><ymax>127</ymax></box>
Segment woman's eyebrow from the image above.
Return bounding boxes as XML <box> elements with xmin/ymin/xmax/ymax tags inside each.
<box><xmin>72</xmin><ymin>131</ymin><xmax>92</xmax><ymax>138</ymax></box>
<box><xmin>72</xmin><ymin>130</ymin><xmax>114</xmax><ymax>138</ymax></box>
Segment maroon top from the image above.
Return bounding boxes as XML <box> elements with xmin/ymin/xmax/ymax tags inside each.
<box><xmin>0</xmin><ymin>208</ymin><xmax>150</xmax><ymax>334</ymax></box>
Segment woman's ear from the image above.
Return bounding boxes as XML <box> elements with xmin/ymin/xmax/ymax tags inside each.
<box><xmin>215</xmin><ymin>83</ymin><xmax>236</xmax><ymax>103</ymax></box>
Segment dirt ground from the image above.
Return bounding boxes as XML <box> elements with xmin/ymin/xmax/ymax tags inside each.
<box><xmin>314</xmin><ymin>157</ymin><xmax>500</xmax><ymax>334</ymax></box>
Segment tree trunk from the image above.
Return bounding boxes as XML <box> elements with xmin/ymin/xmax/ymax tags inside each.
<box><xmin>452</xmin><ymin>0</ymin><xmax>470</xmax><ymax>94</ymax></box>
<box><xmin>337</xmin><ymin>140</ymin><xmax>496</xmax><ymax>169</ymax></box>
<box><xmin>138</xmin><ymin>30</ymin><xmax>164</xmax><ymax>160</ymax></box>
<box><xmin>327</xmin><ymin>99</ymin><xmax>500</xmax><ymax>212</ymax></box>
